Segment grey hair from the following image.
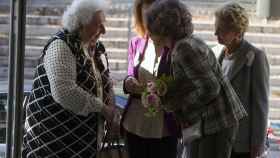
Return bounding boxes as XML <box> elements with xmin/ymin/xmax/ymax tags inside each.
<box><xmin>145</xmin><ymin>0</ymin><xmax>193</xmax><ymax>41</ymax></box>
<box><xmin>62</xmin><ymin>0</ymin><xmax>108</xmax><ymax>32</ymax></box>
<box><xmin>215</xmin><ymin>2</ymin><xmax>249</xmax><ymax>34</ymax></box>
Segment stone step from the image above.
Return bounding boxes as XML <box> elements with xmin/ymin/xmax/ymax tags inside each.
<box><xmin>0</xmin><ymin>63</ymin><xmax>279</xmax><ymax>103</ymax></box>
<box><xmin>0</xmin><ymin>35</ymin><xmax>130</xmax><ymax>49</ymax></box>
<box><xmin>1</xmin><ymin>33</ymin><xmax>278</xmax><ymax>54</ymax></box>
<box><xmin>106</xmin><ymin>17</ymin><xmax>130</xmax><ymax>28</ymax></box>
<box><xmin>193</xmin><ymin>20</ymin><xmax>280</xmax><ymax>34</ymax></box>
<box><xmin>0</xmin><ymin>66</ymin><xmax>128</xmax><ymax>81</ymax></box>
<box><xmin>101</xmin><ymin>38</ymin><xmax>130</xmax><ymax>49</ymax></box>
<box><xmin>0</xmin><ymin>81</ymin><xmax>278</xmax><ymax>120</ymax></box>
<box><xmin>270</xmin><ymin>97</ymin><xmax>280</xmax><ymax>109</ymax></box>
<box><xmin>5</xmin><ymin>60</ymin><xmax>280</xmax><ymax>97</ymax></box>
<box><xmin>0</xmin><ymin>45</ymin><xmax>127</xmax><ymax>61</ymax></box>
<box><xmin>0</xmin><ymin>15</ymin><xmax>130</xmax><ymax>28</ymax></box>
<box><xmin>0</xmin><ymin>2</ymin><xmax>133</xmax><ymax>16</ymax></box>
<box><xmin>269</xmin><ymin>108</ymin><xmax>280</xmax><ymax>120</ymax></box>
<box><xmin>0</xmin><ymin>0</ymin><xmax>73</xmax><ymax>6</ymax></box>
<box><xmin>2</xmin><ymin>51</ymin><xmax>280</xmax><ymax>87</ymax></box>
<box><xmin>110</xmin><ymin>70</ymin><xmax>127</xmax><ymax>82</ymax></box>
<box><xmin>0</xmin><ymin>0</ymin><xmax>133</xmax><ymax>5</ymax></box>
<box><xmin>2</xmin><ymin>23</ymin><xmax>280</xmax><ymax>42</ymax></box>
<box><xmin>0</xmin><ymin>14</ymin><xmax>60</xmax><ymax>25</ymax></box>
<box><xmin>271</xmin><ymin>66</ymin><xmax>280</xmax><ymax>76</ymax></box>
<box><xmin>0</xmin><ymin>80</ymin><xmax>33</xmax><ymax>92</ymax></box>
<box><xmin>0</xmin><ymin>56</ymin><xmax>127</xmax><ymax>71</ymax></box>
<box><xmin>207</xmin><ymin>41</ymin><xmax>280</xmax><ymax>56</ymax></box>
<box><xmin>0</xmin><ymin>69</ymin><xmax>127</xmax><ymax>81</ymax></box>
<box><xmin>107</xmin><ymin>48</ymin><xmax>128</xmax><ymax>59</ymax></box>
<box><xmin>0</xmin><ymin>67</ymin><xmax>35</xmax><ymax>79</ymax></box>
<box><xmin>1</xmin><ymin>41</ymin><xmax>280</xmax><ymax>65</ymax></box>
<box><xmin>252</xmin><ymin>43</ymin><xmax>280</xmax><ymax>56</ymax></box>
<box><xmin>271</xmin><ymin>86</ymin><xmax>280</xmax><ymax>96</ymax></box>
<box><xmin>270</xmin><ymin>76</ymin><xmax>280</xmax><ymax>87</ymax></box>
<box><xmin>182</xmin><ymin>0</ymin><xmax>256</xmax><ymax>13</ymax></box>
<box><xmin>194</xmin><ymin>30</ymin><xmax>280</xmax><ymax>45</ymax></box>
<box><xmin>1</xmin><ymin>44</ymin><xmax>279</xmax><ymax>73</ymax></box>
<box><xmin>0</xmin><ymin>24</ymin><xmax>129</xmax><ymax>38</ymax></box>
<box><xmin>1</xmin><ymin>35</ymin><xmax>280</xmax><ymax>59</ymax></box>
<box><xmin>2</xmin><ymin>43</ymin><xmax>280</xmax><ymax>74</ymax></box>
<box><xmin>181</xmin><ymin>2</ymin><xmax>256</xmax><ymax>21</ymax></box>
<box><xmin>2</xmin><ymin>25</ymin><xmax>279</xmax><ymax>47</ymax></box>
<box><xmin>0</xmin><ymin>68</ymin><xmax>127</xmax><ymax>92</ymax></box>
<box><xmin>0</xmin><ymin>0</ymin><xmax>256</xmax><ymax>17</ymax></box>
<box><xmin>267</xmin><ymin>55</ymin><xmax>280</xmax><ymax>66</ymax></box>
<box><xmin>1</xmin><ymin>13</ymin><xmax>279</xmax><ymax>34</ymax></box>
<box><xmin>0</xmin><ymin>56</ymin><xmax>39</xmax><ymax>68</ymax></box>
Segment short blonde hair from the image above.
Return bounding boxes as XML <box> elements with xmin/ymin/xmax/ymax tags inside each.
<box><xmin>62</xmin><ymin>0</ymin><xmax>107</xmax><ymax>32</ymax></box>
<box><xmin>215</xmin><ymin>2</ymin><xmax>249</xmax><ymax>34</ymax></box>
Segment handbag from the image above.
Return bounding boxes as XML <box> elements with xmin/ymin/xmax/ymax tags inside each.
<box><xmin>182</xmin><ymin>120</ymin><xmax>202</xmax><ymax>144</ymax></box>
<box><xmin>97</xmin><ymin>124</ymin><xmax>128</xmax><ymax>158</ymax></box>
<box><xmin>177</xmin><ymin>140</ymin><xmax>191</xmax><ymax>158</ymax></box>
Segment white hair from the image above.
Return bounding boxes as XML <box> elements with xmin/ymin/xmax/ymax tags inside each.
<box><xmin>62</xmin><ymin>0</ymin><xmax>108</xmax><ymax>32</ymax></box>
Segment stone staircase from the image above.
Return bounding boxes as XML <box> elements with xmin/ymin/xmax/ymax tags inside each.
<box><xmin>0</xmin><ymin>0</ymin><xmax>279</xmax><ymax>119</ymax></box>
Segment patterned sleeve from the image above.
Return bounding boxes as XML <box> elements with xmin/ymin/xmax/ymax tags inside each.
<box><xmin>44</xmin><ymin>39</ymin><xmax>104</xmax><ymax>116</ymax></box>
<box><xmin>165</xmin><ymin>39</ymin><xmax>220</xmax><ymax>111</ymax></box>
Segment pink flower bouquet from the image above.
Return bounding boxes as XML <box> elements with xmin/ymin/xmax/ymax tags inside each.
<box><xmin>141</xmin><ymin>75</ymin><xmax>172</xmax><ymax>117</ymax></box>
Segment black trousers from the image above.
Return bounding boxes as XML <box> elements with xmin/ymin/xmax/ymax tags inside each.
<box><xmin>231</xmin><ymin>151</ymin><xmax>250</xmax><ymax>158</ymax></box>
<box><xmin>189</xmin><ymin>124</ymin><xmax>238</xmax><ymax>158</ymax></box>
<box><xmin>125</xmin><ymin>131</ymin><xmax>178</xmax><ymax>158</ymax></box>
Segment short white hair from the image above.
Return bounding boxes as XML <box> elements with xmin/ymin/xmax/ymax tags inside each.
<box><xmin>62</xmin><ymin>0</ymin><xmax>108</xmax><ymax>32</ymax></box>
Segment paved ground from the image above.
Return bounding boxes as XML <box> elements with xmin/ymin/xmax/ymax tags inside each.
<box><xmin>0</xmin><ymin>144</ymin><xmax>279</xmax><ymax>158</ymax></box>
<box><xmin>0</xmin><ymin>144</ymin><xmax>5</xmax><ymax>158</ymax></box>
<box><xmin>268</xmin><ymin>151</ymin><xmax>280</xmax><ymax>158</ymax></box>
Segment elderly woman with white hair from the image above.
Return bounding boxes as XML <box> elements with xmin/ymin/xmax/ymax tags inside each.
<box><xmin>22</xmin><ymin>0</ymin><xmax>117</xmax><ymax>157</ymax></box>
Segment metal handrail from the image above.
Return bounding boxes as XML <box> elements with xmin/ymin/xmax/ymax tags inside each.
<box><xmin>5</xmin><ymin>0</ymin><xmax>16</xmax><ymax>157</ymax></box>
<box><xmin>12</xmin><ymin>0</ymin><xmax>27</xmax><ymax>156</ymax></box>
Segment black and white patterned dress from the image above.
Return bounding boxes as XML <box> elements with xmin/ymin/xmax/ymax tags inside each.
<box><xmin>22</xmin><ymin>30</ymin><xmax>113</xmax><ymax>158</ymax></box>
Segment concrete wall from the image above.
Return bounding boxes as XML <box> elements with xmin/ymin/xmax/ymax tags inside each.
<box><xmin>271</xmin><ymin>0</ymin><xmax>280</xmax><ymax>17</ymax></box>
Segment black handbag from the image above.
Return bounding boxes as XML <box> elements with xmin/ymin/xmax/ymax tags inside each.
<box><xmin>97</xmin><ymin>130</ymin><xmax>128</xmax><ymax>158</ymax></box>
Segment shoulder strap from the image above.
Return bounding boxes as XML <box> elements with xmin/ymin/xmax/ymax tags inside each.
<box><xmin>137</xmin><ymin>36</ymin><xmax>149</xmax><ymax>66</ymax></box>
<box><xmin>134</xmin><ymin>36</ymin><xmax>149</xmax><ymax>79</ymax></box>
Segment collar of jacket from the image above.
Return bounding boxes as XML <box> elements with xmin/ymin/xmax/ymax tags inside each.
<box><xmin>218</xmin><ymin>39</ymin><xmax>255</xmax><ymax>81</ymax></box>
